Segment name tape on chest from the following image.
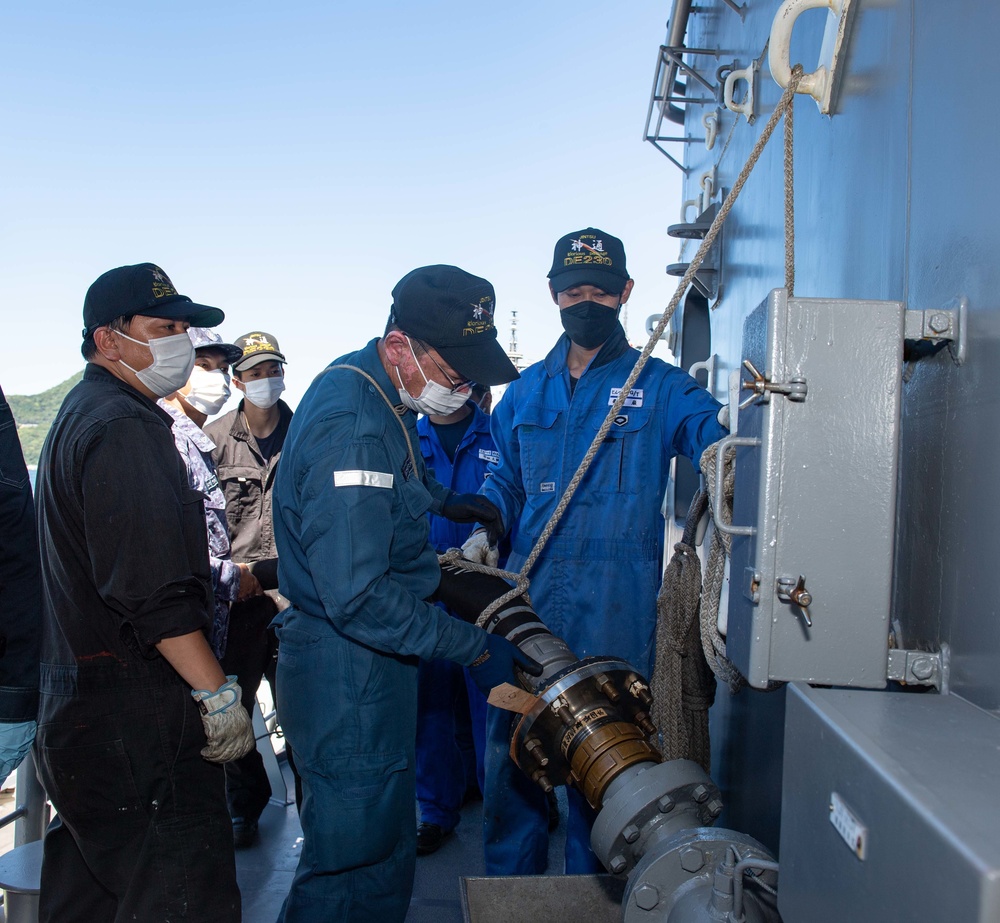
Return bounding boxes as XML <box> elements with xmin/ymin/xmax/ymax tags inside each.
<box><xmin>609</xmin><ymin>387</ymin><xmax>644</xmax><ymax>408</ymax></box>
<box><xmin>333</xmin><ymin>470</ymin><xmax>394</xmax><ymax>489</ymax></box>
<box><xmin>478</xmin><ymin>449</ymin><xmax>499</xmax><ymax>464</ymax></box>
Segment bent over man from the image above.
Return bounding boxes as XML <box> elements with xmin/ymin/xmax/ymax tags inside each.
<box><xmin>273</xmin><ymin>264</ymin><xmax>537</xmax><ymax>923</ymax></box>
<box><xmin>34</xmin><ymin>264</ymin><xmax>255</xmax><ymax>923</ymax></box>
<box><xmin>463</xmin><ymin>229</ymin><xmax>728</xmax><ymax>876</ymax></box>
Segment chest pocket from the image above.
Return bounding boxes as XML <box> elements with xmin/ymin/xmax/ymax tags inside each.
<box><xmin>181</xmin><ymin>487</ymin><xmax>211</xmax><ymax>582</ymax></box>
<box><xmin>217</xmin><ymin>464</ymin><xmax>261</xmax><ymax>523</ymax></box>
<box><xmin>589</xmin><ymin>410</ymin><xmax>654</xmax><ymax>496</ymax></box>
<box><xmin>512</xmin><ymin>404</ymin><xmax>561</xmax><ymax>496</ymax></box>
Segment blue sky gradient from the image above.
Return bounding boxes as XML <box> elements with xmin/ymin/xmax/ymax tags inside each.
<box><xmin>2</xmin><ymin>2</ymin><xmax>682</xmax><ymax>405</ymax></box>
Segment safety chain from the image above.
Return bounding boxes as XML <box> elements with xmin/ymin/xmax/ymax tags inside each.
<box><xmin>452</xmin><ymin>65</ymin><xmax>805</xmax><ymax>627</ymax></box>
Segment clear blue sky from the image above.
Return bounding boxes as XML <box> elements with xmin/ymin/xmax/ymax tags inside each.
<box><xmin>2</xmin><ymin>1</ymin><xmax>683</xmax><ymax>406</ymax></box>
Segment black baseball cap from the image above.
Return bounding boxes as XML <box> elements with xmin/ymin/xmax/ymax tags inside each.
<box><xmin>547</xmin><ymin>228</ymin><xmax>630</xmax><ymax>294</ymax></box>
<box><xmin>389</xmin><ymin>265</ymin><xmax>518</xmax><ymax>386</ymax></box>
<box><xmin>82</xmin><ymin>263</ymin><xmax>224</xmax><ymax>337</ymax></box>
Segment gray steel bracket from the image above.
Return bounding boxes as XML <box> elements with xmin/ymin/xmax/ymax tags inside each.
<box><xmin>904</xmin><ymin>297</ymin><xmax>967</xmax><ymax>365</ymax></box>
<box><xmin>886</xmin><ymin>644</ymin><xmax>950</xmax><ymax>691</ymax></box>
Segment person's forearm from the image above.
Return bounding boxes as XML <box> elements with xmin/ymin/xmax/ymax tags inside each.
<box><xmin>156</xmin><ymin>631</ymin><xmax>227</xmax><ymax>690</ymax></box>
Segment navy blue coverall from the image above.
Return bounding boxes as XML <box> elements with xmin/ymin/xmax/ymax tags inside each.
<box><xmin>272</xmin><ymin>340</ymin><xmax>486</xmax><ymax>923</ymax></box>
<box><xmin>479</xmin><ymin>329</ymin><xmax>727</xmax><ymax>875</ymax></box>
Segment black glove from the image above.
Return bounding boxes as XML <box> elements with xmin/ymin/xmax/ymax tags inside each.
<box><xmin>468</xmin><ymin>634</ymin><xmax>543</xmax><ymax>695</ymax></box>
<box><xmin>442</xmin><ymin>493</ymin><xmax>504</xmax><ymax>544</ymax></box>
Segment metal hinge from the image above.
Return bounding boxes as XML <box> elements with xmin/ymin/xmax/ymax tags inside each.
<box><xmin>904</xmin><ymin>297</ymin><xmax>967</xmax><ymax>365</ymax></box>
<box><xmin>886</xmin><ymin>646</ymin><xmax>949</xmax><ymax>691</ymax></box>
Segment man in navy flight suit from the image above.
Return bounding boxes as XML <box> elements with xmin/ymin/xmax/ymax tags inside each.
<box><xmin>272</xmin><ymin>265</ymin><xmax>540</xmax><ymax>923</ymax></box>
<box><xmin>463</xmin><ymin>229</ymin><xmax>728</xmax><ymax>876</ymax></box>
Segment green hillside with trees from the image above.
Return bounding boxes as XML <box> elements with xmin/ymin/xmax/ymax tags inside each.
<box><xmin>7</xmin><ymin>371</ymin><xmax>84</xmax><ymax>467</ymax></box>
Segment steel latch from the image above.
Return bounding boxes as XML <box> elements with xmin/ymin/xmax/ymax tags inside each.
<box><xmin>740</xmin><ymin>359</ymin><xmax>807</xmax><ymax>408</ymax></box>
<box><xmin>776</xmin><ymin>575</ymin><xmax>813</xmax><ymax>627</ymax></box>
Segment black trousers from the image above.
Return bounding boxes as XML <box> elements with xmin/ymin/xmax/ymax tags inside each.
<box><xmin>220</xmin><ymin>594</ymin><xmax>279</xmax><ymax>821</ymax></box>
<box><xmin>36</xmin><ymin>679</ymin><xmax>240</xmax><ymax>923</ymax></box>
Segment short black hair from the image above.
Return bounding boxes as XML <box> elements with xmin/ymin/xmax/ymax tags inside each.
<box><xmin>81</xmin><ymin>314</ymin><xmax>134</xmax><ymax>361</ymax></box>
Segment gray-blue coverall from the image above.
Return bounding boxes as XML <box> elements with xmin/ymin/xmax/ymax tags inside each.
<box><xmin>272</xmin><ymin>338</ymin><xmax>485</xmax><ymax>923</ymax></box>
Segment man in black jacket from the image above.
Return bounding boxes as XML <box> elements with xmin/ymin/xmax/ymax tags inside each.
<box><xmin>34</xmin><ymin>263</ymin><xmax>255</xmax><ymax>923</ymax></box>
<box><xmin>0</xmin><ymin>384</ymin><xmax>40</xmax><ymax>784</ymax></box>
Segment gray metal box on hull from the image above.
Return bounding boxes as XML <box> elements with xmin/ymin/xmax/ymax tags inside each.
<box><xmin>726</xmin><ymin>290</ymin><xmax>903</xmax><ymax>688</ymax></box>
<box><xmin>779</xmin><ymin>684</ymin><xmax>1000</xmax><ymax>923</ymax></box>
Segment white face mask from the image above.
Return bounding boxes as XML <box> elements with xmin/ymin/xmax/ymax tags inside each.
<box><xmin>396</xmin><ymin>337</ymin><xmax>470</xmax><ymax>416</ymax></box>
<box><xmin>117</xmin><ymin>329</ymin><xmax>196</xmax><ymax>397</ymax></box>
<box><xmin>185</xmin><ymin>367</ymin><xmax>231</xmax><ymax>415</ymax></box>
<box><xmin>242</xmin><ymin>375</ymin><xmax>285</xmax><ymax>409</ymax></box>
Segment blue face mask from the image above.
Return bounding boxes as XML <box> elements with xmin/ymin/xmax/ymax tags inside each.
<box><xmin>560</xmin><ymin>301</ymin><xmax>621</xmax><ymax>349</ymax></box>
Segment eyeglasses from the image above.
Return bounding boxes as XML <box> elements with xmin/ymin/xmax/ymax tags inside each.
<box><xmin>414</xmin><ymin>340</ymin><xmax>472</xmax><ymax>394</ymax></box>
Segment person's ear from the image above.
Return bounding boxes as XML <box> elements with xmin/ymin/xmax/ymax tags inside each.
<box><xmin>549</xmin><ymin>282</ymin><xmax>559</xmax><ymax>305</ymax></box>
<box><xmin>93</xmin><ymin>327</ymin><xmax>123</xmax><ymax>361</ymax></box>
<box><xmin>619</xmin><ymin>279</ymin><xmax>635</xmax><ymax>304</ymax></box>
<box><xmin>383</xmin><ymin>330</ymin><xmax>409</xmax><ymax>366</ymax></box>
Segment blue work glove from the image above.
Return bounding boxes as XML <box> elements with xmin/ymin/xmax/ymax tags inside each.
<box><xmin>191</xmin><ymin>675</ymin><xmax>256</xmax><ymax>763</ymax></box>
<box><xmin>442</xmin><ymin>493</ymin><xmax>504</xmax><ymax>543</ymax></box>
<box><xmin>0</xmin><ymin>720</ymin><xmax>36</xmax><ymax>781</ymax></box>
<box><xmin>468</xmin><ymin>634</ymin><xmax>543</xmax><ymax>695</ymax></box>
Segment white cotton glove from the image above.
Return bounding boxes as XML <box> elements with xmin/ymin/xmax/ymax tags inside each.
<box><xmin>191</xmin><ymin>675</ymin><xmax>256</xmax><ymax>763</ymax></box>
<box><xmin>461</xmin><ymin>528</ymin><xmax>500</xmax><ymax>568</ymax></box>
<box><xmin>0</xmin><ymin>720</ymin><xmax>36</xmax><ymax>781</ymax></box>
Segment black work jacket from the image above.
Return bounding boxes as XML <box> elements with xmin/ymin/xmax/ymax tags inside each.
<box><xmin>35</xmin><ymin>365</ymin><xmax>212</xmax><ymax>705</ymax></box>
<box><xmin>0</xmin><ymin>385</ymin><xmax>41</xmax><ymax>722</ymax></box>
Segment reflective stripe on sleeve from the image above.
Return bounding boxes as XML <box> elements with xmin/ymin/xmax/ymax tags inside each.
<box><xmin>333</xmin><ymin>469</ymin><xmax>395</xmax><ymax>489</ymax></box>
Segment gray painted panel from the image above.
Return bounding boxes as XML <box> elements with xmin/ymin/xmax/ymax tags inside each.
<box><xmin>780</xmin><ymin>684</ymin><xmax>1000</xmax><ymax>923</ymax></box>
<box><xmin>895</xmin><ymin>0</ymin><xmax>1000</xmax><ymax>714</ymax></box>
<box><xmin>728</xmin><ymin>293</ymin><xmax>901</xmax><ymax>686</ymax></box>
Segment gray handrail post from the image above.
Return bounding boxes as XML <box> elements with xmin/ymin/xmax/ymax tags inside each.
<box><xmin>14</xmin><ymin>751</ymin><xmax>47</xmax><ymax>847</ymax></box>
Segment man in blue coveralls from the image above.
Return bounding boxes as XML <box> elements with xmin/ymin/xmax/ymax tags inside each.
<box><xmin>272</xmin><ymin>264</ymin><xmax>540</xmax><ymax>923</ymax></box>
<box><xmin>414</xmin><ymin>387</ymin><xmax>499</xmax><ymax>855</ymax></box>
<box><xmin>462</xmin><ymin>228</ymin><xmax>728</xmax><ymax>875</ymax></box>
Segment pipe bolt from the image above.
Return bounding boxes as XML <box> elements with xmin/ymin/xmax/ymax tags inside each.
<box><xmin>609</xmin><ymin>854</ymin><xmax>628</xmax><ymax>874</ymax></box>
<box><xmin>692</xmin><ymin>784</ymin><xmax>711</xmax><ymax>803</ymax></box>
<box><xmin>658</xmin><ymin>795</ymin><xmax>675</xmax><ymax>813</ymax></box>
<box><xmin>680</xmin><ymin>846</ymin><xmax>705</xmax><ymax>873</ymax></box>
<box><xmin>633</xmin><ymin>884</ymin><xmax>660</xmax><ymax>911</ymax></box>
<box><xmin>623</xmin><ymin>823</ymin><xmax>640</xmax><ymax>844</ymax></box>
